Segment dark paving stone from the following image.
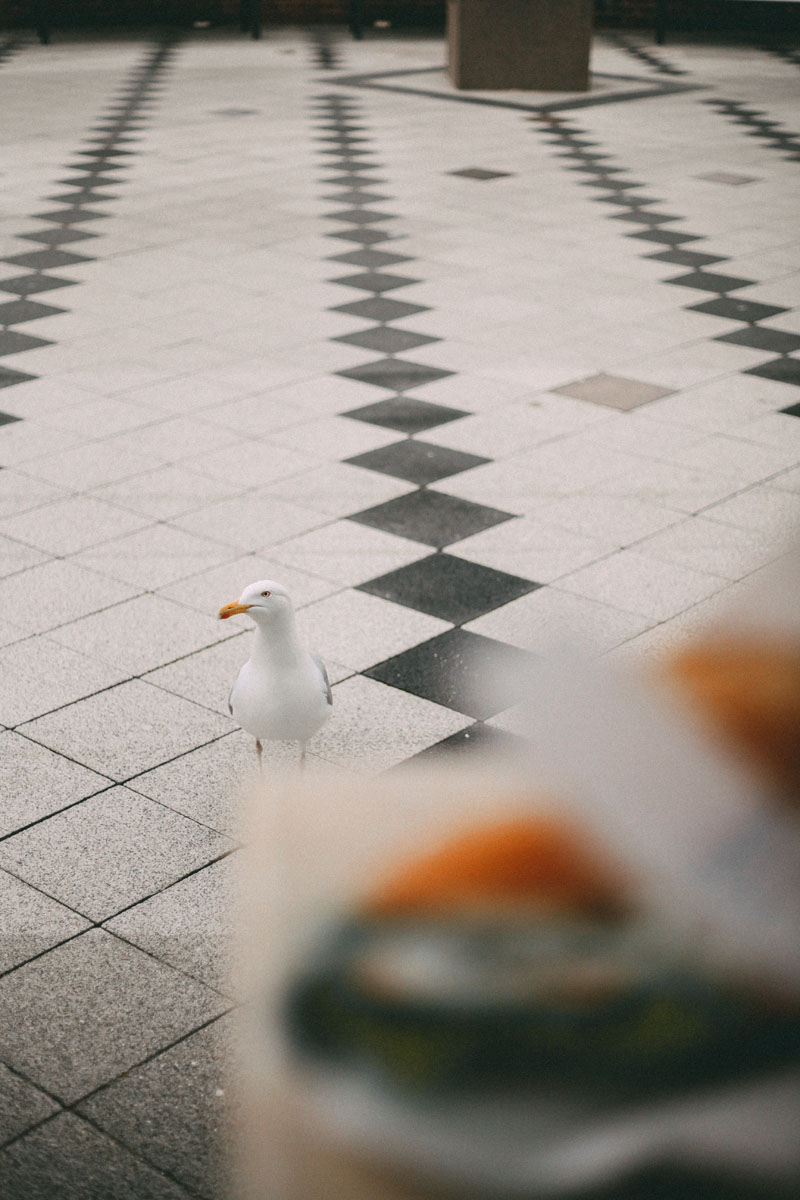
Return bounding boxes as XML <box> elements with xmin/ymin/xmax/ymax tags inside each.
<box><xmin>626</xmin><ymin>229</ymin><xmax>703</xmax><ymax>245</ymax></box>
<box><xmin>0</xmin><ymin>299</ymin><xmax>65</xmax><ymax>325</ymax></box>
<box><xmin>349</xmin><ymin>489</ymin><xmax>514</xmax><ymax>548</ymax></box>
<box><xmin>358</xmin><ymin>552</ymin><xmax>539</xmax><ymax>623</ymax></box>
<box><xmin>0</xmin><ymin>410</ymin><xmax>22</xmax><ymax>425</ymax></box>
<box><xmin>566</xmin><ymin>164</ymin><xmax>626</xmax><ymax>175</ymax></box>
<box><xmin>611</xmin><ymin>211</ymin><xmax>680</xmax><ymax>225</ymax></box>
<box><xmin>346</xmin><ymin>438</ymin><xmax>486</xmax><ymax>484</ymax></box>
<box><xmin>646</xmin><ymin>249</ymin><xmax>728</xmax><ymax>267</ymax></box>
<box><xmin>343</xmin><ymin>395</ymin><xmax>467</xmax><ymax>433</ymax></box>
<box><xmin>209</xmin><ymin>106</ymin><xmax>260</xmax><ymax>115</ymax></box>
<box><xmin>331</xmin><ymin>271</ymin><xmax>418</xmax><ymax>292</ymax></box>
<box><xmin>0</xmin><ymin>274</ymin><xmax>78</xmax><ymax>296</ymax></box>
<box><xmin>592</xmin><ymin>194</ymin><xmax>660</xmax><ymax>207</ymax></box>
<box><xmin>3</xmin><ymin>250</ymin><xmax>93</xmax><ymax>270</ymax></box>
<box><xmin>318</xmin><ymin>146</ymin><xmax>374</xmax><ymax>158</ymax></box>
<box><xmin>326</xmin><ymin>227</ymin><xmax>397</xmax><ymax>246</ymax></box>
<box><xmin>688</xmin><ymin>297</ymin><xmax>788</xmax><ymax>323</ymax></box>
<box><xmin>321</xmin><ymin>189</ymin><xmax>390</xmax><ymax>204</ymax></box>
<box><xmin>33</xmin><ymin>209</ymin><xmax>108</xmax><ymax>224</ymax></box>
<box><xmin>316</xmin><ymin>134</ymin><xmax>371</xmax><ymax>144</ymax></box>
<box><xmin>56</xmin><ymin>175</ymin><xmax>121</xmax><ymax>188</ymax></box>
<box><xmin>73</xmin><ymin>147</ymin><xmax>136</xmax><ymax>158</ymax></box>
<box><xmin>18</xmin><ymin>229</ymin><xmax>100</xmax><ymax>246</ymax></box>
<box><xmin>715</xmin><ymin>326</ymin><xmax>800</xmax><ymax>354</ymax></box>
<box><xmin>400</xmin><ymin>720</ymin><xmax>526</xmax><ymax>765</ymax></box>
<box><xmin>448</xmin><ymin>167</ymin><xmax>512</xmax><ymax>180</ymax></box>
<box><xmin>781</xmin><ymin>401</ymin><xmax>800</xmax><ymax>417</ymax></box>
<box><xmin>326</xmin><ymin>208</ymin><xmax>397</xmax><ymax>225</ymax></box>
<box><xmin>331</xmin><ymin>296</ymin><xmax>428</xmax><ymax>322</ymax></box>
<box><xmin>46</xmin><ymin>191</ymin><xmax>117</xmax><ymax>204</ymax></box>
<box><xmin>334</xmin><ymin>325</ymin><xmax>439</xmax><ymax>353</ymax></box>
<box><xmin>322</xmin><ymin>173</ymin><xmax>387</xmax><ymax>187</ymax></box>
<box><xmin>364</xmin><ymin>627</ymin><xmax>534</xmax><ymax>720</ymax></box>
<box><xmin>665</xmin><ymin>270</ymin><xmax>754</xmax><ymax>292</ymax></box>
<box><xmin>0</xmin><ymin>366</ymin><xmax>37</xmax><ymax>388</ymax></box>
<box><xmin>576</xmin><ymin>179</ymin><xmax>644</xmax><ymax>191</ymax></box>
<box><xmin>744</xmin><ymin>357</ymin><xmax>800</xmax><ymax>387</ymax></box>
<box><xmin>327</xmin><ymin>249</ymin><xmax>412</xmax><ymax>268</ymax></box>
<box><xmin>338</xmin><ymin>358</ymin><xmax>454</xmax><ymax>392</ymax></box>
<box><xmin>0</xmin><ymin>330</ymin><xmax>52</xmax><ymax>355</ymax></box>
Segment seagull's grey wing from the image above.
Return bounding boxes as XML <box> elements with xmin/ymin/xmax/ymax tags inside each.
<box><xmin>311</xmin><ymin>654</ymin><xmax>333</xmax><ymax>706</ymax></box>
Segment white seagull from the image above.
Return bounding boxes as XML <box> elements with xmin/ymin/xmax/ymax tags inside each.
<box><xmin>218</xmin><ymin>579</ymin><xmax>332</xmax><ymax>769</ymax></box>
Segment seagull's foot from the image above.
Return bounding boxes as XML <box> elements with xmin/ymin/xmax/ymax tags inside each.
<box><xmin>255</xmin><ymin>739</ymin><xmax>263</xmax><ymax>772</ymax></box>
<box><xmin>299</xmin><ymin>743</ymin><xmax>306</xmax><ymax>770</ymax></box>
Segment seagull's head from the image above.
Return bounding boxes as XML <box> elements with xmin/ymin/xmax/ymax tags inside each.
<box><xmin>218</xmin><ymin>579</ymin><xmax>293</xmax><ymax>625</ymax></box>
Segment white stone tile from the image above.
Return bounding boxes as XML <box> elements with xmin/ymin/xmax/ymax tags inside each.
<box><xmin>0</xmin><ymin>869</ymin><xmax>90</xmax><ymax>975</ymax></box>
<box><xmin>312</xmin><ymin>675</ymin><xmax>469</xmax><ymax>772</ymax></box>
<box><xmin>49</xmin><ymin>593</ymin><xmax>234</xmax><ymax>676</ymax></box>
<box><xmin>0</xmin><ymin>559</ymin><xmax>139</xmax><ymax>636</ymax></box>
<box><xmin>701</xmin><ymin>486</ymin><xmax>800</xmax><ymax>535</ymax></box>
<box><xmin>91</xmin><ymin>463</ymin><xmax>251</xmax><ymax>520</ymax></box>
<box><xmin>170</xmin><ymin>492</ymin><xmax>329</xmax><ymax>553</ymax></box>
<box><xmin>464</xmin><ymin>586</ymin><xmax>653</xmax><ymax>654</ymax></box>
<box><xmin>20</xmin><ymin>679</ymin><xmax>233</xmax><ymax>782</ymax></box>
<box><xmin>18</xmin><ymin>441</ymin><xmax>157</xmax><ymax>491</ymax></box>
<box><xmin>69</xmin><ymin>522</ymin><xmax>236</xmax><ymax>589</ymax></box>
<box><xmin>0</xmin><ymin>788</ymin><xmax>230</xmax><ymax>923</ymax></box>
<box><xmin>182</xmin><ymin>439</ymin><xmax>321</xmax><ymax>488</ymax></box>
<box><xmin>271</xmin><ymin>521</ymin><xmax>429</xmax><ymax>586</ymax></box>
<box><xmin>558</xmin><ymin>549</ymin><xmax>728</xmax><ymax>621</ymax></box>
<box><xmin>0</xmin><ymin>535</ymin><xmax>50</xmax><ymax>580</ymax></box>
<box><xmin>452</xmin><ymin>517</ymin><xmax>616</xmax><ymax>583</ymax></box>
<box><xmin>0</xmin><ymin>636</ymin><xmax>129</xmax><ymax>727</ymax></box>
<box><xmin>0</xmin><ymin>730</ymin><xmax>110</xmax><ymax>838</ymax></box>
<box><xmin>0</xmin><ymin>471</ymin><xmax>69</xmax><ymax>520</ymax></box>
<box><xmin>0</xmin><ymin>496</ymin><xmax>150</xmax><ymax>556</ymax></box>
<box><xmin>296</xmin><ymin>590</ymin><xmax>451</xmax><ymax>673</ymax></box>
<box><xmin>260</xmin><ymin>460</ymin><xmax>416</xmax><ymax>517</ymax></box>
<box><xmin>636</xmin><ymin>516</ymin><xmax>782</xmax><ymax>579</ymax></box>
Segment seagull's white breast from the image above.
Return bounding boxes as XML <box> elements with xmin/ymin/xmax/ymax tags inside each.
<box><xmin>230</xmin><ymin>653</ymin><xmax>331</xmax><ymax>743</ymax></box>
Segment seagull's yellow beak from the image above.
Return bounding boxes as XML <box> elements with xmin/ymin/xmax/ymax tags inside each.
<box><xmin>218</xmin><ymin>601</ymin><xmax>252</xmax><ymax>620</ymax></box>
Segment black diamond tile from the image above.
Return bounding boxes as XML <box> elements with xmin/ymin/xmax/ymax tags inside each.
<box><xmin>688</xmin><ymin>297</ymin><xmax>788</xmax><ymax>323</ymax></box>
<box><xmin>331</xmin><ymin>297</ymin><xmax>429</xmax><ymax>322</ymax></box>
<box><xmin>364</xmin><ymin>627</ymin><xmax>533</xmax><ymax>720</ymax></box>
<box><xmin>626</xmin><ymin>229</ymin><xmax>703</xmax><ymax>246</ymax></box>
<box><xmin>399</xmin><ymin>721</ymin><xmax>525</xmax><ymax>765</ymax></box>
<box><xmin>316</xmin><ymin>134</ymin><xmax>370</xmax><ymax>145</ymax></box>
<box><xmin>74</xmin><ymin>147</ymin><xmax>136</xmax><ymax>157</ymax></box>
<box><xmin>0</xmin><ymin>330</ymin><xmax>53</xmax><ymax>355</ymax></box>
<box><xmin>331</xmin><ymin>271</ymin><xmax>418</xmax><ymax>293</ymax></box>
<box><xmin>338</xmin><ymin>358</ymin><xmax>454</xmax><ymax>392</ymax></box>
<box><xmin>448</xmin><ymin>168</ymin><xmax>512</xmax><ymax>181</ymax></box>
<box><xmin>358</xmin><ymin>552</ymin><xmax>539</xmax><ymax>623</ymax></box>
<box><xmin>611</xmin><ymin>211</ymin><xmax>680</xmax><ymax>225</ymax></box>
<box><xmin>327</xmin><ymin>228</ymin><xmax>396</xmax><ymax>246</ymax></box>
<box><xmin>665</xmin><ymin>270</ymin><xmax>754</xmax><ymax>293</ymax></box>
<box><xmin>323</xmin><ymin>173</ymin><xmax>388</xmax><ymax>187</ymax></box>
<box><xmin>343</xmin><ymin>396</ymin><xmax>467</xmax><ymax>433</ymax></box>
<box><xmin>0</xmin><ymin>299</ymin><xmax>65</xmax><ymax>325</ymax></box>
<box><xmin>646</xmin><ymin>249</ymin><xmax>728</xmax><ymax>267</ymax></box>
<box><xmin>209</xmin><ymin>106</ymin><xmax>260</xmax><ymax>116</ymax></box>
<box><xmin>566</xmin><ymin>164</ymin><xmax>626</xmax><ymax>176</ymax></box>
<box><xmin>744</xmin><ymin>358</ymin><xmax>800</xmax><ymax>387</ymax></box>
<box><xmin>327</xmin><ymin>249</ymin><xmax>412</xmax><ymax>268</ymax></box>
<box><xmin>46</xmin><ymin>191</ymin><xmax>117</xmax><ymax>204</ymax></box>
<box><xmin>577</xmin><ymin>179</ymin><xmax>644</xmax><ymax>191</ymax></box>
<box><xmin>715</xmin><ymin>327</ymin><xmax>800</xmax><ymax>354</ymax></box>
<box><xmin>0</xmin><ymin>274</ymin><xmax>77</xmax><ymax>297</ymax></box>
<box><xmin>334</xmin><ymin>325</ymin><xmax>439</xmax><ymax>354</ymax></box>
<box><xmin>349</xmin><ymin>490</ymin><xmax>514</xmax><ymax>549</ymax></box>
<box><xmin>319</xmin><ymin>147</ymin><xmax>374</xmax><ymax>158</ymax></box>
<box><xmin>346</xmin><ymin>439</ymin><xmax>486</xmax><ymax>484</ymax></box>
<box><xmin>0</xmin><ymin>366</ymin><xmax>37</xmax><ymax>388</ymax></box>
<box><xmin>593</xmin><ymin>194</ymin><xmax>660</xmax><ymax>207</ymax></box>
<box><xmin>56</xmin><ymin>175</ymin><xmax>121</xmax><ymax>188</ymax></box>
<box><xmin>33</xmin><ymin>209</ymin><xmax>108</xmax><ymax>224</ymax></box>
<box><xmin>321</xmin><ymin>189</ymin><xmax>390</xmax><ymax>204</ymax></box>
<box><xmin>781</xmin><ymin>401</ymin><xmax>800</xmax><ymax>417</ymax></box>
<box><xmin>19</xmin><ymin>229</ymin><xmax>99</xmax><ymax>246</ymax></box>
<box><xmin>3</xmin><ymin>250</ymin><xmax>93</xmax><ymax>269</ymax></box>
<box><xmin>0</xmin><ymin>409</ymin><xmax>22</xmax><ymax>425</ymax></box>
<box><xmin>326</xmin><ymin>209</ymin><xmax>396</xmax><ymax>225</ymax></box>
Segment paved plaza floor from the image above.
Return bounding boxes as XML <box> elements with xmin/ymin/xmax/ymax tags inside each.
<box><xmin>0</xmin><ymin>21</ymin><xmax>799</xmax><ymax>1197</ymax></box>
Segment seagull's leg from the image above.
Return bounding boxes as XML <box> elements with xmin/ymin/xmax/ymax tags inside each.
<box><xmin>299</xmin><ymin>742</ymin><xmax>306</xmax><ymax>770</ymax></box>
<box><xmin>255</xmin><ymin>739</ymin><xmax>263</xmax><ymax>772</ymax></box>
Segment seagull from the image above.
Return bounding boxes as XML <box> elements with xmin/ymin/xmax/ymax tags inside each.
<box><xmin>218</xmin><ymin>579</ymin><xmax>332</xmax><ymax>769</ymax></box>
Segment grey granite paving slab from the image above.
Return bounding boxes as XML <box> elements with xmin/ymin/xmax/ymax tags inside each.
<box><xmin>0</xmin><ymin>1065</ymin><xmax>60</xmax><ymax>1147</ymax></box>
<box><xmin>0</xmin><ymin>732</ymin><xmax>109</xmax><ymax>838</ymax></box>
<box><xmin>105</xmin><ymin>856</ymin><xmax>237</xmax><ymax>995</ymax></box>
<box><xmin>0</xmin><ymin>789</ymin><xmax>231</xmax><ymax>923</ymax></box>
<box><xmin>0</xmin><ymin>868</ymin><xmax>90</xmax><ymax>973</ymax></box>
<box><xmin>70</xmin><ymin>522</ymin><xmax>235</xmax><ymax>590</ymax></box>
<box><xmin>78</xmin><ymin>1014</ymin><xmax>235</xmax><ymax>1199</ymax></box>
<box><xmin>20</xmin><ymin>680</ymin><xmax>233</xmax><ymax>782</ymax></box>
<box><xmin>143</xmin><ymin>635</ymin><xmax>250</xmax><ymax>716</ymax></box>
<box><xmin>0</xmin><ymin>1112</ymin><xmax>191</xmax><ymax>1199</ymax></box>
<box><xmin>0</xmin><ymin>930</ymin><xmax>227</xmax><ymax>1104</ymax></box>
<box><xmin>0</xmin><ymin>636</ymin><xmax>128</xmax><ymax>727</ymax></box>
<box><xmin>0</xmin><ymin>559</ymin><xmax>138</xmax><ymax>637</ymax></box>
<box><xmin>126</xmin><ymin>731</ymin><xmax>254</xmax><ymax>836</ymax></box>
<box><xmin>48</xmin><ymin>593</ymin><xmax>234</xmax><ymax>677</ymax></box>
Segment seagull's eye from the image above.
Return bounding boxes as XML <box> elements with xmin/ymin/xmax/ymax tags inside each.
<box><xmin>261</xmin><ymin>590</ymin><xmax>271</xmax><ymax>598</ymax></box>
